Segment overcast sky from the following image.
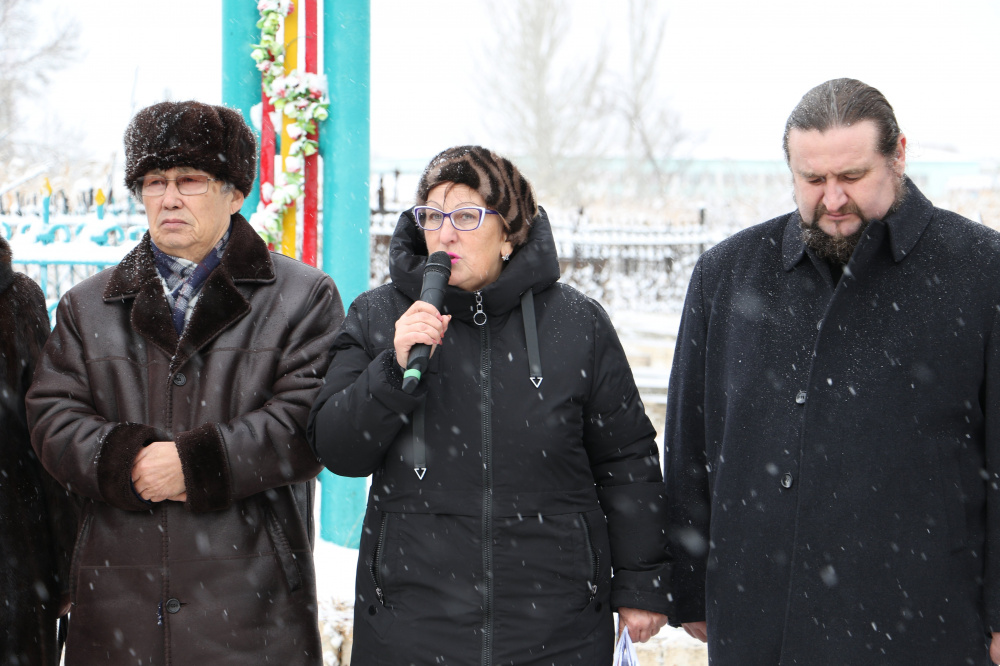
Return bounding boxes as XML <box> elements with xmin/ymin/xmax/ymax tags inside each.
<box><xmin>35</xmin><ymin>0</ymin><xmax>1000</xmax><ymax>171</ymax></box>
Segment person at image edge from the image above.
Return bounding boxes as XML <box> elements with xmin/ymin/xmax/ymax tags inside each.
<box><xmin>665</xmin><ymin>78</ymin><xmax>1000</xmax><ymax>665</ymax></box>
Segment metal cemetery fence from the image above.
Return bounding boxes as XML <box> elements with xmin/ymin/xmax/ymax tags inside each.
<box><xmin>8</xmin><ymin>208</ymin><xmax>728</xmax><ymax>319</ymax></box>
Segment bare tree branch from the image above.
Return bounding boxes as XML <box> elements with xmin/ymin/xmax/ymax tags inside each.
<box><xmin>619</xmin><ymin>0</ymin><xmax>688</xmax><ymax>202</ymax></box>
<box><xmin>479</xmin><ymin>0</ymin><xmax>614</xmax><ymax>207</ymax></box>
<box><xmin>476</xmin><ymin>0</ymin><xmax>690</xmax><ymax>210</ymax></box>
<box><xmin>0</xmin><ymin>0</ymin><xmax>80</xmax><ymax>183</ymax></box>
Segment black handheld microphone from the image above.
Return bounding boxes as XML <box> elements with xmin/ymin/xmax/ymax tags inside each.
<box><xmin>402</xmin><ymin>251</ymin><xmax>452</xmax><ymax>394</ymax></box>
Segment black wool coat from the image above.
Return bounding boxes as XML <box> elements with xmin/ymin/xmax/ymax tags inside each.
<box><xmin>308</xmin><ymin>209</ymin><xmax>671</xmax><ymax>666</ymax></box>
<box><xmin>0</xmin><ymin>236</ymin><xmax>76</xmax><ymax>666</ymax></box>
<box><xmin>665</xmin><ymin>179</ymin><xmax>1000</xmax><ymax>665</ymax></box>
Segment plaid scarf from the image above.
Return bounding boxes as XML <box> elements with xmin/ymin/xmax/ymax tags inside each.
<box><xmin>151</xmin><ymin>226</ymin><xmax>230</xmax><ymax>334</ymax></box>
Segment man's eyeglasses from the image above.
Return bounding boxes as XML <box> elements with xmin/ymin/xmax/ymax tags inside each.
<box><xmin>413</xmin><ymin>206</ymin><xmax>500</xmax><ymax>232</ymax></box>
<box><xmin>140</xmin><ymin>174</ymin><xmax>219</xmax><ymax>196</ymax></box>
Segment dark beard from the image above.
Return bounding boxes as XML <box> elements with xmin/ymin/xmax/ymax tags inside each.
<box><xmin>799</xmin><ymin>175</ymin><xmax>907</xmax><ymax>264</ymax></box>
<box><xmin>801</xmin><ymin>218</ymin><xmax>868</xmax><ymax>264</ymax></box>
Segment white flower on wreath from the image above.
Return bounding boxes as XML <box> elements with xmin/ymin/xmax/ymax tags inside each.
<box><xmin>250</xmin><ymin>0</ymin><xmax>331</xmax><ymax>248</ymax></box>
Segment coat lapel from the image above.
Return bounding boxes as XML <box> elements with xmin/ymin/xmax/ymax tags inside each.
<box><xmin>170</xmin><ymin>216</ymin><xmax>275</xmax><ymax>371</ymax></box>
<box><xmin>131</xmin><ymin>277</ymin><xmax>181</xmax><ymax>355</ymax></box>
<box><xmin>103</xmin><ymin>215</ymin><xmax>275</xmax><ymax>367</ymax></box>
<box><xmin>171</xmin><ymin>265</ymin><xmax>250</xmax><ymax>371</ymax></box>
<box><xmin>104</xmin><ymin>235</ymin><xmax>179</xmax><ymax>355</ymax></box>
<box><xmin>884</xmin><ymin>177</ymin><xmax>933</xmax><ymax>262</ymax></box>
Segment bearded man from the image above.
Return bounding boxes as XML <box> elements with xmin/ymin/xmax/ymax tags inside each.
<box><xmin>664</xmin><ymin>78</ymin><xmax>1000</xmax><ymax>665</ymax></box>
<box><xmin>26</xmin><ymin>101</ymin><xmax>343</xmax><ymax>665</ymax></box>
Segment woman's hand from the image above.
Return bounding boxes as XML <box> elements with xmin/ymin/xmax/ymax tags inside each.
<box><xmin>394</xmin><ymin>301</ymin><xmax>451</xmax><ymax>369</ymax></box>
<box><xmin>617</xmin><ymin>607</ymin><xmax>669</xmax><ymax>643</ymax></box>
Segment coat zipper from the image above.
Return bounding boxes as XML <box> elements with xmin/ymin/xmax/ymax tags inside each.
<box><xmin>477</xmin><ymin>300</ymin><xmax>494</xmax><ymax>666</ymax></box>
<box><xmin>580</xmin><ymin>513</ymin><xmax>600</xmax><ymax>600</ymax></box>
<box><xmin>371</xmin><ymin>512</ymin><xmax>388</xmax><ymax>605</ymax></box>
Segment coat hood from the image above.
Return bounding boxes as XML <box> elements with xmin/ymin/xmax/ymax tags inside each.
<box><xmin>101</xmin><ymin>214</ymin><xmax>275</xmax><ymax>367</ymax></box>
<box><xmin>388</xmin><ymin>205</ymin><xmax>561</xmax><ymax>324</ymax></box>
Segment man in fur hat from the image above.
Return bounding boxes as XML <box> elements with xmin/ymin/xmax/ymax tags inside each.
<box><xmin>26</xmin><ymin>101</ymin><xmax>344</xmax><ymax>665</ymax></box>
<box><xmin>0</xmin><ymin>235</ymin><xmax>76</xmax><ymax>666</ymax></box>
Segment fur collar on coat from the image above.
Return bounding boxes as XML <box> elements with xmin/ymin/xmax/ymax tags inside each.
<box><xmin>101</xmin><ymin>213</ymin><xmax>275</xmax><ymax>368</ymax></box>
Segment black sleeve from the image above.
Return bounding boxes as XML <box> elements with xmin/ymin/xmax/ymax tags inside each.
<box><xmin>307</xmin><ymin>293</ymin><xmax>424</xmax><ymax>477</ymax></box>
<box><xmin>663</xmin><ymin>259</ymin><xmax>711</xmax><ymax>624</ymax></box>
<box><xmin>583</xmin><ymin>299</ymin><xmax>673</xmax><ymax>616</ymax></box>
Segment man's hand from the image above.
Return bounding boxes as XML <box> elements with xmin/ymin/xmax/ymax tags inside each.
<box><xmin>132</xmin><ymin>441</ymin><xmax>186</xmax><ymax>502</ymax></box>
<box><xmin>682</xmin><ymin>621</ymin><xmax>708</xmax><ymax>643</ymax></box>
<box><xmin>617</xmin><ymin>607</ymin><xmax>668</xmax><ymax>643</ymax></box>
<box><xmin>991</xmin><ymin>631</ymin><xmax>1000</xmax><ymax>664</ymax></box>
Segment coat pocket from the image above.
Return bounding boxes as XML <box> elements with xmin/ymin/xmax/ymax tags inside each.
<box><xmin>567</xmin><ymin>510</ymin><xmax>612</xmax><ymax>638</ymax></box>
<box><xmin>579</xmin><ymin>512</ymin><xmax>601</xmax><ymax>602</ymax></box>
<box><xmin>369</xmin><ymin>510</ymin><xmax>390</xmax><ymax>607</ymax></box>
<box><xmin>263</xmin><ymin>503</ymin><xmax>303</xmax><ymax>593</ymax></box>
<box><xmin>357</xmin><ymin>508</ymin><xmax>395</xmax><ymax>639</ymax></box>
<box><xmin>68</xmin><ymin>505</ymin><xmax>95</xmax><ymax>606</ymax></box>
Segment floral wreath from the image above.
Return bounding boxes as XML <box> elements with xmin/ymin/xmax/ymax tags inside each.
<box><xmin>248</xmin><ymin>0</ymin><xmax>330</xmax><ymax>245</ymax></box>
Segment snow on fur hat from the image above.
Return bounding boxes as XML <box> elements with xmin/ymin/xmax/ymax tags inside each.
<box><xmin>124</xmin><ymin>100</ymin><xmax>257</xmax><ymax>197</ymax></box>
<box><xmin>416</xmin><ymin>146</ymin><xmax>538</xmax><ymax>248</ymax></box>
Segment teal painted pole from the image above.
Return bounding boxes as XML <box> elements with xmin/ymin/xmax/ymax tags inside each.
<box><xmin>319</xmin><ymin>0</ymin><xmax>370</xmax><ymax>549</ymax></box>
<box><xmin>222</xmin><ymin>0</ymin><xmax>262</xmax><ymax>218</ymax></box>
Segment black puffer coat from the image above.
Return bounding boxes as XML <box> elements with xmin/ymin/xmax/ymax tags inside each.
<box><xmin>308</xmin><ymin>209</ymin><xmax>671</xmax><ymax>665</ymax></box>
<box><xmin>0</xmin><ymin>236</ymin><xmax>76</xmax><ymax>666</ymax></box>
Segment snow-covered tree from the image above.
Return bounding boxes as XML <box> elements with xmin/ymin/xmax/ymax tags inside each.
<box><xmin>618</xmin><ymin>0</ymin><xmax>689</xmax><ymax>204</ymax></box>
<box><xmin>0</xmin><ymin>0</ymin><xmax>79</xmax><ymax>185</ymax></box>
<box><xmin>481</xmin><ymin>0</ymin><xmax>614</xmax><ymax>207</ymax></box>
<box><xmin>479</xmin><ymin>0</ymin><xmax>689</xmax><ymax>210</ymax></box>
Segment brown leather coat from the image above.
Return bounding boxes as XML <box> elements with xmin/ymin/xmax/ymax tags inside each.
<box><xmin>26</xmin><ymin>216</ymin><xmax>343</xmax><ymax>666</ymax></box>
